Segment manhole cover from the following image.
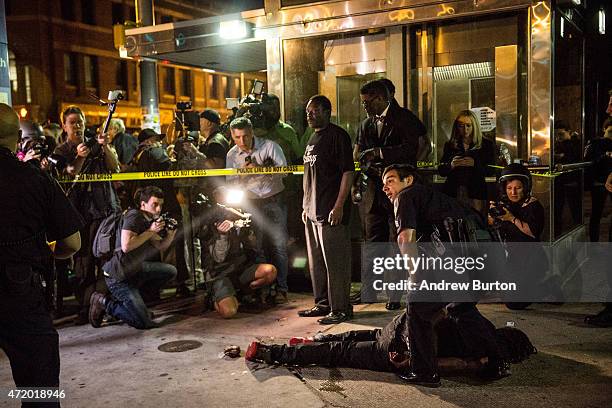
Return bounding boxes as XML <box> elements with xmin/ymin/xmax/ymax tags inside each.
<box><xmin>158</xmin><ymin>340</ymin><xmax>203</xmax><ymax>353</ymax></box>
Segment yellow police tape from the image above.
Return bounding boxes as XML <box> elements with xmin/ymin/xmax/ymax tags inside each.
<box><xmin>57</xmin><ymin>165</ymin><xmax>305</xmax><ymax>183</ymax></box>
<box><xmin>55</xmin><ymin>161</ymin><xmax>435</xmax><ymax>183</ymax></box>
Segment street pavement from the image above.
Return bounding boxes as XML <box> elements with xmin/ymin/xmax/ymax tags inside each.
<box><xmin>1</xmin><ymin>294</ymin><xmax>611</xmax><ymax>408</ymax></box>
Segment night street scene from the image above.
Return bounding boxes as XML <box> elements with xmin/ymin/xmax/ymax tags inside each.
<box><xmin>1</xmin><ymin>0</ymin><xmax>611</xmax><ymax>407</ymax></box>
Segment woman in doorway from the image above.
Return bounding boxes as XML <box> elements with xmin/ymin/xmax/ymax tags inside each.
<box><xmin>439</xmin><ymin>110</ymin><xmax>495</xmax><ymax>216</ymax></box>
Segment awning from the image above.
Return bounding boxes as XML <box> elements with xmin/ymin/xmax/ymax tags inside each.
<box><xmin>124</xmin><ymin>13</ymin><xmax>267</xmax><ymax>72</ymax></box>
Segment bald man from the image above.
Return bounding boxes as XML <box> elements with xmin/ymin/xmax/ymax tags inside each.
<box><xmin>0</xmin><ymin>103</ymin><xmax>84</xmax><ymax>401</ymax></box>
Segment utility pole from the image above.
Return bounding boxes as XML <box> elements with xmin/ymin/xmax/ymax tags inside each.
<box><xmin>136</xmin><ymin>0</ymin><xmax>160</xmax><ymax>132</ymax></box>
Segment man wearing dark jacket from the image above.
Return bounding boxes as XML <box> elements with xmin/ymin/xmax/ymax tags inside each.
<box><xmin>353</xmin><ymin>79</ymin><xmax>426</xmax><ymax>309</ymax></box>
<box><xmin>108</xmin><ymin>118</ymin><xmax>137</xmax><ymax>170</ymax></box>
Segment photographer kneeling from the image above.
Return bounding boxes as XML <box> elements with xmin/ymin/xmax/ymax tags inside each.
<box><xmin>199</xmin><ymin>188</ymin><xmax>277</xmax><ymax>319</ymax></box>
<box><xmin>89</xmin><ymin>186</ymin><xmax>178</xmax><ymax>329</ymax></box>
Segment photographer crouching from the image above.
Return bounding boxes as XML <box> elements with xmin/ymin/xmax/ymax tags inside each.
<box><xmin>89</xmin><ymin>187</ymin><xmax>178</xmax><ymax>329</ymax></box>
<box><xmin>197</xmin><ymin>187</ymin><xmax>277</xmax><ymax>318</ymax></box>
<box><xmin>488</xmin><ymin>163</ymin><xmax>550</xmax><ymax>308</ymax></box>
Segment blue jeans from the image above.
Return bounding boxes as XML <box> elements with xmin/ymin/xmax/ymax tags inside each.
<box><xmin>105</xmin><ymin>262</ymin><xmax>177</xmax><ymax>329</ymax></box>
<box><xmin>250</xmin><ymin>195</ymin><xmax>289</xmax><ymax>292</ymax></box>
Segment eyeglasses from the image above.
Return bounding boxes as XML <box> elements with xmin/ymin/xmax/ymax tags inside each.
<box><xmin>361</xmin><ymin>96</ymin><xmax>379</xmax><ymax>107</ymax></box>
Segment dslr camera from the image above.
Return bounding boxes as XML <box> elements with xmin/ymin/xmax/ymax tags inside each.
<box><xmin>83</xmin><ymin>127</ymin><xmax>99</xmax><ymax>150</ymax></box>
<box><xmin>155</xmin><ymin>212</ymin><xmax>179</xmax><ymax>238</ymax></box>
<box><xmin>22</xmin><ymin>138</ymin><xmax>51</xmax><ymax>158</ymax></box>
<box><xmin>488</xmin><ymin>202</ymin><xmax>507</xmax><ymax>218</ymax></box>
<box><xmin>192</xmin><ymin>193</ymin><xmax>252</xmax><ymax>229</ymax></box>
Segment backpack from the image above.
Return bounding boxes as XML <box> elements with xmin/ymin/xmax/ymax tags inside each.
<box><xmin>92</xmin><ymin>211</ymin><xmax>124</xmax><ymax>260</ymax></box>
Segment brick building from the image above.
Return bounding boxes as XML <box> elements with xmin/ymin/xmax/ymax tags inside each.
<box><xmin>5</xmin><ymin>0</ymin><xmax>265</xmax><ymax>129</ymax></box>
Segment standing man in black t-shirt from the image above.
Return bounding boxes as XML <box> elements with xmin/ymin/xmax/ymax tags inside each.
<box><xmin>382</xmin><ymin>164</ymin><xmax>509</xmax><ymax>387</ymax></box>
<box><xmin>0</xmin><ymin>103</ymin><xmax>84</xmax><ymax>400</ymax></box>
<box><xmin>299</xmin><ymin>95</ymin><xmax>355</xmax><ymax>325</ymax></box>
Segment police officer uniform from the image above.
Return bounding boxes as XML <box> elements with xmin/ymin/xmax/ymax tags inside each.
<box><xmin>393</xmin><ymin>181</ymin><xmax>507</xmax><ymax>383</ymax></box>
<box><xmin>0</xmin><ymin>146</ymin><xmax>83</xmax><ymax>397</ymax></box>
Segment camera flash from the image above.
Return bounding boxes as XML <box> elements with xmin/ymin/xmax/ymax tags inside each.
<box><xmin>225</xmin><ymin>189</ymin><xmax>244</xmax><ymax>205</ymax></box>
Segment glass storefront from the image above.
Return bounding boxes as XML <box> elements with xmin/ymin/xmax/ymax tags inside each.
<box><xmin>278</xmin><ymin>4</ymin><xmax>585</xmax><ymax>242</ymax></box>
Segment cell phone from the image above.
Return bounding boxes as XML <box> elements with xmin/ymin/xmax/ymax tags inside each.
<box><xmin>245</xmin><ymin>156</ymin><xmax>252</xmax><ymax>165</ymax></box>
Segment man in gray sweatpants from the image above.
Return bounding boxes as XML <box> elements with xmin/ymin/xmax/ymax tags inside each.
<box><xmin>299</xmin><ymin>94</ymin><xmax>354</xmax><ymax>325</ymax></box>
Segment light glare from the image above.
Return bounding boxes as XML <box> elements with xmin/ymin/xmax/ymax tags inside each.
<box><xmin>219</xmin><ymin>20</ymin><xmax>247</xmax><ymax>40</ymax></box>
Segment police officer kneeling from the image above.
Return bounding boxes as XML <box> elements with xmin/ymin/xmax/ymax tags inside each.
<box><xmin>0</xmin><ymin>103</ymin><xmax>83</xmax><ymax>402</ymax></box>
<box><xmin>381</xmin><ymin>164</ymin><xmax>510</xmax><ymax>387</ymax></box>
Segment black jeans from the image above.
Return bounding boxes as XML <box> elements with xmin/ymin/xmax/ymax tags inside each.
<box><xmin>0</xmin><ymin>266</ymin><xmax>60</xmax><ymax>407</ymax></box>
<box><xmin>73</xmin><ymin>218</ymin><xmax>107</xmax><ymax>317</ymax></box>
<box><xmin>269</xmin><ymin>329</ymin><xmax>396</xmax><ymax>372</ymax></box>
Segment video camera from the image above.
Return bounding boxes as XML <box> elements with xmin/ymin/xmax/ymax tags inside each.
<box><xmin>221</xmin><ymin>80</ymin><xmax>277</xmax><ymax>133</ymax></box>
<box><xmin>173</xmin><ymin>101</ymin><xmax>202</xmax><ymax>160</ymax></box>
<box><xmin>175</xmin><ymin>101</ymin><xmax>200</xmax><ymax>133</ymax></box>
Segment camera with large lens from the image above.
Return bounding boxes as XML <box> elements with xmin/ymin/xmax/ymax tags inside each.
<box><xmin>488</xmin><ymin>202</ymin><xmax>507</xmax><ymax>218</ymax></box>
<box><xmin>155</xmin><ymin>212</ymin><xmax>178</xmax><ymax>238</ymax></box>
<box><xmin>23</xmin><ymin>138</ymin><xmax>50</xmax><ymax>158</ymax></box>
<box><xmin>191</xmin><ymin>192</ymin><xmax>251</xmax><ymax>229</ymax></box>
<box><xmin>83</xmin><ymin>127</ymin><xmax>99</xmax><ymax>150</ymax></box>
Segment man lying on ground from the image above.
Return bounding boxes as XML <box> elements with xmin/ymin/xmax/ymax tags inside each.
<box><xmin>245</xmin><ymin>308</ymin><xmax>536</xmax><ymax>379</ymax></box>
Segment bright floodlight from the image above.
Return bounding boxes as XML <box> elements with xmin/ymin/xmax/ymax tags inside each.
<box><xmin>219</xmin><ymin>20</ymin><xmax>248</xmax><ymax>40</ymax></box>
<box><xmin>225</xmin><ymin>189</ymin><xmax>244</xmax><ymax>205</ymax></box>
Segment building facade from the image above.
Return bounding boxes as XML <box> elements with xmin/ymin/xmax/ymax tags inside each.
<box><xmin>6</xmin><ymin>0</ymin><xmax>266</xmax><ymax>129</ymax></box>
